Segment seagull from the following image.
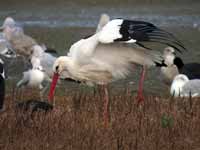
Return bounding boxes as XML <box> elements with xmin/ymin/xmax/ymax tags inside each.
<box><xmin>170</xmin><ymin>74</ymin><xmax>200</xmax><ymax>97</ymax></box>
<box><xmin>0</xmin><ymin>17</ymin><xmax>24</xmax><ymax>33</ymax></box>
<box><xmin>0</xmin><ymin>58</ymin><xmax>5</xmax><ymax>111</ymax></box>
<box><xmin>160</xmin><ymin>47</ymin><xmax>200</xmax><ymax>84</ymax></box>
<box><xmin>17</xmin><ymin>63</ymin><xmax>50</xmax><ymax>100</ymax></box>
<box><xmin>48</xmin><ymin>18</ymin><xmax>186</xmax><ymax>125</ymax></box>
<box><xmin>17</xmin><ymin>44</ymin><xmax>57</xmax><ymax>99</ymax></box>
<box><xmin>0</xmin><ymin>17</ymin><xmax>37</xmax><ymax>57</ymax></box>
<box><xmin>30</xmin><ymin>44</ymin><xmax>58</xmax><ymax>78</ymax></box>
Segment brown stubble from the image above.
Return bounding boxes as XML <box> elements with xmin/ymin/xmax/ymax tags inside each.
<box><xmin>0</xmin><ymin>88</ymin><xmax>200</xmax><ymax>150</ymax></box>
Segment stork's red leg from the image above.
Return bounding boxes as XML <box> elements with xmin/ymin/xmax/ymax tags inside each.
<box><xmin>102</xmin><ymin>85</ymin><xmax>109</xmax><ymax>127</ymax></box>
<box><xmin>136</xmin><ymin>66</ymin><xmax>146</xmax><ymax>103</ymax></box>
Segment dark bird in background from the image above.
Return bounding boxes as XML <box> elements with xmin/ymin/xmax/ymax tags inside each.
<box><xmin>0</xmin><ymin>58</ymin><xmax>5</xmax><ymax>111</ymax></box>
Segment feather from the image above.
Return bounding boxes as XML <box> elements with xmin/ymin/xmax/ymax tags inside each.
<box><xmin>100</xmin><ymin>19</ymin><xmax>186</xmax><ymax>53</ymax></box>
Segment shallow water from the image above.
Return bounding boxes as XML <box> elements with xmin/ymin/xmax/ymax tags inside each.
<box><xmin>1</xmin><ymin>1</ymin><xmax>200</xmax><ymax>96</ymax></box>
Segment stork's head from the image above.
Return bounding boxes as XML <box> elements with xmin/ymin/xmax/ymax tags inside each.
<box><xmin>53</xmin><ymin>56</ymin><xmax>71</xmax><ymax>74</ymax></box>
<box><xmin>48</xmin><ymin>56</ymin><xmax>72</xmax><ymax>101</ymax></box>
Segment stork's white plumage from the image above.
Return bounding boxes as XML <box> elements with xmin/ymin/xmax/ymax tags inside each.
<box><xmin>96</xmin><ymin>14</ymin><xmax>110</xmax><ymax>33</ymax></box>
<box><xmin>48</xmin><ymin>17</ymin><xmax>186</xmax><ymax>125</ymax></box>
<box><xmin>98</xmin><ymin>19</ymin><xmax>123</xmax><ymax>43</ymax></box>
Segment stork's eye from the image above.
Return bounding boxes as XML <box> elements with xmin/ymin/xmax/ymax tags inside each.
<box><xmin>55</xmin><ymin>66</ymin><xmax>59</xmax><ymax>72</ymax></box>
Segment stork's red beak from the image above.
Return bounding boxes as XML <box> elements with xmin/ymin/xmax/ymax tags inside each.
<box><xmin>48</xmin><ymin>73</ymin><xmax>59</xmax><ymax>102</ymax></box>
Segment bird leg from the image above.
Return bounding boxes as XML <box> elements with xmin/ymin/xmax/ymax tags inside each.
<box><xmin>102</xmin><ymin>84</ymin><xmax>109</xmax><ymax>127</ymax></box>
<box><xmin>136</xmin><ymin>66</ymin><xmax>146</xmax><ymax>103</ymax></box>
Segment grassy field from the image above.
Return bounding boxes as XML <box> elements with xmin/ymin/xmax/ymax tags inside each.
<box><xmin>0</xmin><ymin>87</ymin><xmax>200</xmax><ymax>150</ymax></box>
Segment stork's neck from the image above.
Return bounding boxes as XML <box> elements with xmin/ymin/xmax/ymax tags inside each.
<box><xmin>84</xmin><ymin>33</ymin><xmax>99</xmax><ymax>50</ymax></box>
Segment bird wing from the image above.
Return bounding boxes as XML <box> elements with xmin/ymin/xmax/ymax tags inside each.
<box><xmin>182</xmin><ymin>80</ymin><xmax>200</xmax><ymax>97</ymax></box>
<box><xmin>78</xmin><ymin>43</ymin><xmax>163</xmax><ymax>80</ymax></box>
<box><xmin>68</xmin><ymin>29</ymin><xmax>163</xmax><ymax>66</ymax></box>
<box><xmin>94</xmin><ymin>43</ymin><xmax>163</xmax><ymax>66</ymax></box>
<box><xmin>99</xmin><ymin>19</ymin><xmax>186</xmax><ymax>53</ymax></box>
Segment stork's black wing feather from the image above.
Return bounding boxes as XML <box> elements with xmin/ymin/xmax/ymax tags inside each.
<box><xmin>114</xmin><ymin>20</ymin><xmax>186</xmax><ymax>52</ymax></box>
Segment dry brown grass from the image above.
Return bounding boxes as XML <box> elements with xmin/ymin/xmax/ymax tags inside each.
<box><xmin>1</xmin><ymin>88</ymin><xmax>200</xmax><ymax>150</ymax></box>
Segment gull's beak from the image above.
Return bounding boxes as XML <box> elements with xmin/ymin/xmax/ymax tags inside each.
<box><xmin>48</xmin><ymin>72</ymin><xmax>59</xmax><ymax>102</ymax></box>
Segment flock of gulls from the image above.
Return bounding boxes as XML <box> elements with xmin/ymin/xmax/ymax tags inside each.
<box><xmin>0</xmin><ymin>14</ymin><xmax>200</xmax><ymax>124</ymax></box>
